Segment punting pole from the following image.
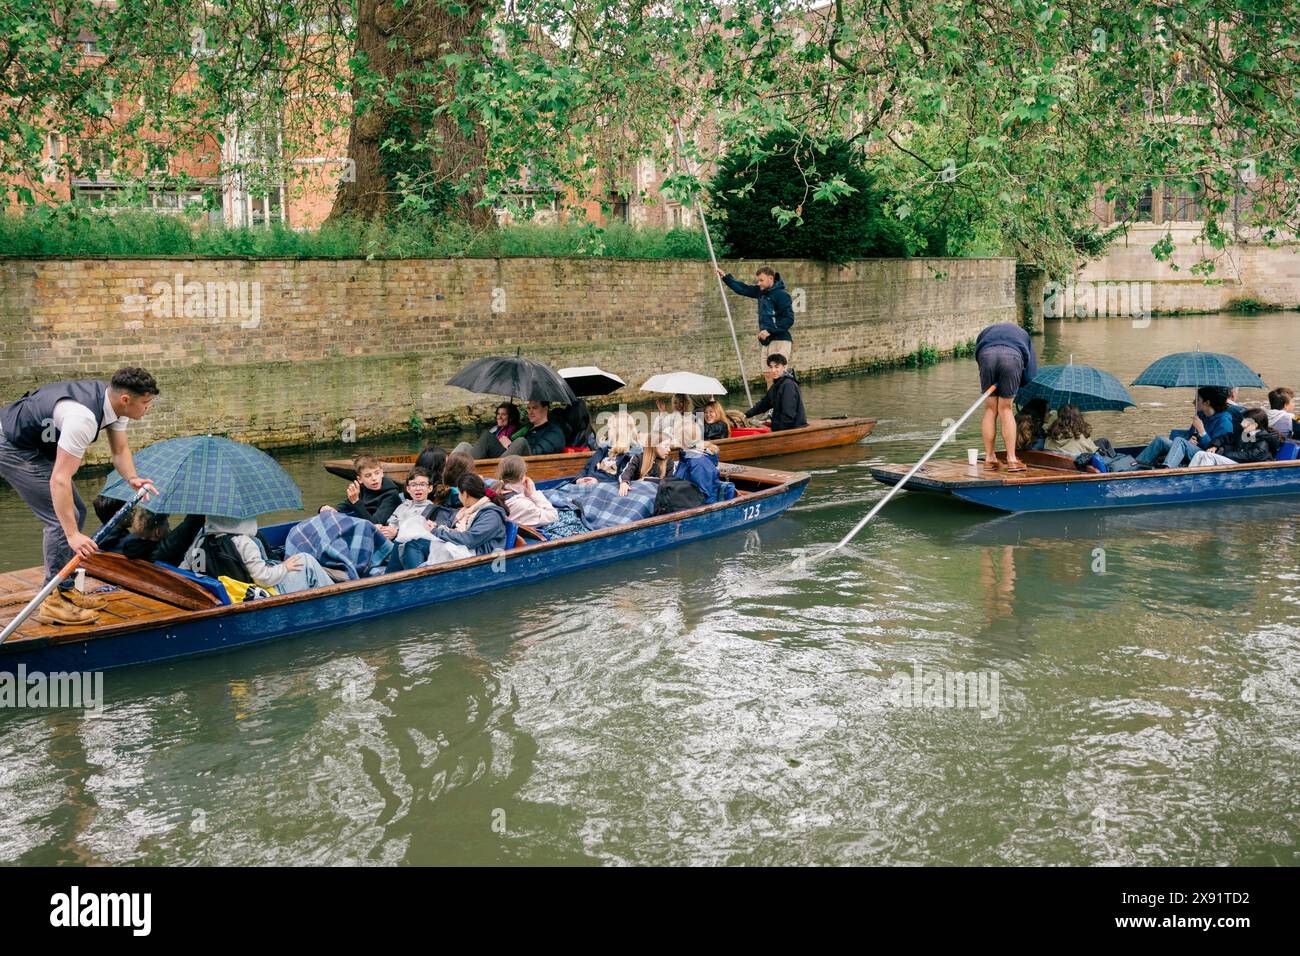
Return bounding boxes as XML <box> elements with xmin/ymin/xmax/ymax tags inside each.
<box><xmin>807</xmin><ymin>386</ymin><xmax>997</xmax><ymax>564</ymax></box>
<box><xmin>670</xmin><ymin>116</ymin><xmax>753</xmax><ymax>407</ymax></box>
<box><xmin>0</xmin><ymin>485</ymin><xmax>152</xmax><ymax>644</ymax></box>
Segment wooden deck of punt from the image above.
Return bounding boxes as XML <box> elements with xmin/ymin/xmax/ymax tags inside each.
<box><xmin>0</xmin><ymin>462</ymin><xmax>809</xmax><ymax>667</ymax></box>
<box><xmin>322</xmin><ymin>416</ymin><xmax>876</xmax><ymax>483</ymax></box>
<box><xmin>0</xmin><ymin>568</ymin><xmax>186</xmax><ymax>644</ymax></box>
<box><xmin>870</xmin><ymin>448</ymin><xmax>1300</xmax><ymax>513</ymax></box>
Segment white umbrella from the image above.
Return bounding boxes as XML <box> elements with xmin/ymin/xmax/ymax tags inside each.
<box><xmin>640</xmin><ymin>371</ymin><xmax>727</xmax><ymax>396</ymax></box>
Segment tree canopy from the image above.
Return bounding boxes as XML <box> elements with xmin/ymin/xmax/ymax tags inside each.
<box><xmin>2</xmin><ymin>2</ymin><xmax>1299</xmax><ymax>277</ymax></box>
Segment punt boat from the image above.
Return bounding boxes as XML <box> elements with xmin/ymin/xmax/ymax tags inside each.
<box><xmin>322</xmin><ymin>417</ymin><xmax>875</xmax><ymax>483</ymax></box>
<box><xmin>870</xmin><ymin>448</ymin><xmax>1300</xmax><ymax>513</ymax></box>
<box><xmin>0</xmin><ymin>464</ymin><xmax>809</xmax><ymax>673</ymax></box>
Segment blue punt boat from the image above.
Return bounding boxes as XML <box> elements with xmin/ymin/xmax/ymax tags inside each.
<box><xmin>0</xmin><ymin>464</ymin><xmax>808</xmax><ymax>673</ymax></box>
<box><xmin>870</xmin><ymin>449</ymin><xmax>1300</xmax><ymax>513</ymax></box>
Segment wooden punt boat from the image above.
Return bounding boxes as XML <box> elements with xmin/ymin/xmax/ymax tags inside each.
<box><xmin>0</xmin><ymin>464</ymin><xmax>809</xmax><ymax>673</ymax></box>
<box><xmin>322</xmin><ymin>417</ymin><xmax>876</xmax><ymax>483</ymax></box>
<box><xmin>870</xmin><ymin>448</ymin><xmax>1300</xmax><ymax>513</ymax></box>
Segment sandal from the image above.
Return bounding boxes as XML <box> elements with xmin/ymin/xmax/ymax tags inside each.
<box><xmin>1003</xmin><ymin>461</ymin><xmax>1028</xmax><ymax>473</ymax></box>
<box><xmin>983</xmin><ymin>457</ymin><xmax>1000</xmax><ymax>470</ymax></box>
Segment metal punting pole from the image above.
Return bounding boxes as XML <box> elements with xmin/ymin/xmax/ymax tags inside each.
<box><xmin>670</xmin><ymin>116</ymin><xmax>754</xmax><ymax>407</ymax></box>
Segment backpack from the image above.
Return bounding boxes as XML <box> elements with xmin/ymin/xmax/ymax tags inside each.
<box><xmin>195</xmin><ymin>532</ymin><xmax>254</xmax><ymax>581</ymax></box>
<box><xmin>653</xmin><ymin>476</ymin><xmax>707</xmax><ymax>516</ymax></box>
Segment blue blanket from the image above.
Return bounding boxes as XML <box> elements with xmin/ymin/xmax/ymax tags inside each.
<box><xmin>285</xmin><ymin>512</ymin><xmax>393</xmax><ymax>579</ymax></box>
<box><xmin>545</xmin><ymin>480</ymin><xmax>659</xmax><ymax>530</ymax></box>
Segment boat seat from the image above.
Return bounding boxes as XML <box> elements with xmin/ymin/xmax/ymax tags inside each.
<box><xmin>80</xmin><ymin>552</ymin><xmax>227</xmax><ymax>610</ymax></box>
<box><xmin>514</xmin><ymin>525</ymin><xmax>549</xmax><ymax>547</ymax></box>
<box><xmin>1278</xmin><ymin>441</ymin><xmax>1299</xmax><ymax>461</ymax></box>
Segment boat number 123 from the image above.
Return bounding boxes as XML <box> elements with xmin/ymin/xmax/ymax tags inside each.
<box><xmin>743</xmin><ymin>504</ymin><xmax>761</xmax><ymax>520</ymax></box>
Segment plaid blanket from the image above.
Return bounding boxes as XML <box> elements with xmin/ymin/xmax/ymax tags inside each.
<box><xmin>545</xmin><ymin>480</ymin><xmax>658</xmax><ymax>530</ymax></box>
<box><xmin>285</xmin><ymin>512</ymin><xmax>393</xmax><ymax>579</ymax></box>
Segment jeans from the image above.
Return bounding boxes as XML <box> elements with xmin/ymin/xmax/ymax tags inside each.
<box><xmin>275</xmin><ymin>553</ymin><xmax>333</xmax><ymax>593</ymax></box>
<box><xmin>385</xmin><ymin>538</ymin><xmax>431</xmax><ymax>573</ymax></box>
<box><xmin>0</xmin><ymin>433</ymin><xmax>85</xmax><ymax>587</ymax></box>
<box><xmin>1136</xmin><ymin>435</ymin><xmax>1203</xmax><ymax>468</ymax></box>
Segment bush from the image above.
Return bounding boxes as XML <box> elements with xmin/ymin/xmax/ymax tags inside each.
<box><xmin>709</xmin><ymin>133</ymin><xmax>910</xmax><ymax>264</ymax></box>
<box><xmin>0</xmin><ymin>208</ymin><xmax>714</xmax><ymax>260</ymax></box>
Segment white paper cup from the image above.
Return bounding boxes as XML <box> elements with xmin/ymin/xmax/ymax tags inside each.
<box><xmin>967</xmin><ymin>448</ymin><xmax>979</xmax><ymax>466</ymax></box>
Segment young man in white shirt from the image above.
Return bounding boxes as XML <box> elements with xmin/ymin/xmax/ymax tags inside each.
<box><xmin>0</xmin><ymin>368</ymin><xmax>158</xmax><ymax>625</ymax></box>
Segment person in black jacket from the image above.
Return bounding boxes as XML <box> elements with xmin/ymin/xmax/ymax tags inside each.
<box><xmin>319</xmin><ymin>455</ymin><xmax>403</xmax><ymax>525</ymax></box>
<box><xmin>744</xmin><ymin>354</ymin><xmax>807</xmax><ymax>431</ymax></box>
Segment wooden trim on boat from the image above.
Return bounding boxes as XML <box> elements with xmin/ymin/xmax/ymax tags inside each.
<box><xmin>322</xmin><ymin>417</ymin><xmax>875</xmax><ymax>483</ymax></box>
<box><xmin>0</xmin><ymin>464</ymin><xmax>809</xmax><ymax>649</ymax></box>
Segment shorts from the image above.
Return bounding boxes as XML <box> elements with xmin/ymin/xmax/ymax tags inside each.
<box><xmin>977</xmin><ymin>345</ymin><xmax>1025</xmax><ymax>399</ymax></box>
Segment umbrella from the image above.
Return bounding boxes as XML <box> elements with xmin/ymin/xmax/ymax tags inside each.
<box><xmin>640</xmin><ymin>371</ymin><xmax>727</xmax><ymax>396</ymax></box>
<box><xmin>99</xmin><ymin>435</ymin><xmax>302</xmax><ymax>519</ymax></box>
<box><xmin>559</xmin><ymin>366</ymin><xmax>626</xmax><ymax>397</ymax></box>
<box><xmin>448</xmin><ymin>356</ymin><xmax>577</xmax><ymax>403</ymax></box>
<box><xmin>1016</xmin><ymin>362</ymin><xmax>1135</xmax><ymax>412</ymax></box>
<box><xmin>1132</xmin><ymin>350</ymin><xmax>1265</xmax><ymax>389</ymax></box>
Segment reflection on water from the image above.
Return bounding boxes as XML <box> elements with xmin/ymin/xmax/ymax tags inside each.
<box><xmin>1</xmin><ymin>313</ymin><xmax>1298</xmax><ymax>865</ymax></box>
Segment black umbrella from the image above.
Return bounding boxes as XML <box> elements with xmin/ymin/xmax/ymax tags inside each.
<box><xmin>448</xmin><ymin>356</ymin><xmax>577</xmax><ymax>404</ymax></box>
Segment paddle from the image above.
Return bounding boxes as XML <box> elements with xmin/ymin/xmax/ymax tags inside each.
<box><xmin>805</xmin><ymin>386</ymin><xmax>997</xmax><ymax>564</ymax></box>
<box><xmin>670</xmin><ymin>116</ymin><xmax>754</xmax><ymax>408</ymax></box>
<box><xmin>0</xmin><ymin>484</ymin><xmax>153</xmax><ymax>644</ymax></box>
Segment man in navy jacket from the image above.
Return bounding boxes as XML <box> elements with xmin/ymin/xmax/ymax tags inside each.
<box><xmin>717</xmin><ymin>265</ymin><xmax>796</xmax><ymax>366</ymax></box>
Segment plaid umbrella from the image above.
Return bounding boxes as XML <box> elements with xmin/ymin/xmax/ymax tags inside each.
<box><xmin>1132</xmin><ymin>351</ymin><xmax>1265</xmax><ymax>388</ymax></box>
<box><xmin>99</xmin><ymin>435</ymin><xmax>302</xmax><ymax>518</ymax></box>
<box><xmin>1016</xmin><ymin>364</ymin><xmax>1135</xmax><ymax>412</ymax></box>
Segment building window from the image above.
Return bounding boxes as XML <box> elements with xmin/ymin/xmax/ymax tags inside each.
<box><xmin>609</xmin><ymin>193</ymin><xmax>628</xmax><ymax>224</ymax></box>
<box><xmin>1114</xmin><ymin>186</ymin><xmax>1153</xmax><ymax>222</ymax></box>
<box><xmin>1162</xmin><ymin>181</ymin><xmax>1203</xmax><ymax>222</ymax></box>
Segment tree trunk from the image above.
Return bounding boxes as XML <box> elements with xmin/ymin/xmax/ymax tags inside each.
<box><xmin>329</xmin><ymin>0</ymin><xmax>493</xmax><ymax>226</ymax></box>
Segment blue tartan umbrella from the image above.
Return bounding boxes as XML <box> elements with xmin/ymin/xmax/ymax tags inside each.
<box><xmin>1017</xmin><ymin>364</ymin><xmax>1135</xmax><ymax>412</ymax></box>
<box><xmin>1132</xmin><ymin>351</ymin><xmax>1265</xmax><ymax>388</ymax></box>
<box><xmin>99</xmin><ymin>435</ymin><xmax>302</xmax><ymax>518</ymax></box>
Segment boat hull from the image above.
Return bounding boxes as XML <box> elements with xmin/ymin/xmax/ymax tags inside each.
<box><xmin>1</xmin><ymin>471</ymin><xmax>809</xmax><ymax>673</ymax></box>
<box><xmin>871</xmin><ymin>455</ymin><xmax>1300</xmax><ymax>513</ymax></box>
<box><xmin>323</xmin><ymin>417</ymin><xmax>875</xmax><ymax>482</ymax></box>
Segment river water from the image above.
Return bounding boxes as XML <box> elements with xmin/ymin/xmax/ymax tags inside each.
<box><xmin>1</xmin><ymin>312</ymin><xmax>1298</xmax><ymax>865</ymax></box>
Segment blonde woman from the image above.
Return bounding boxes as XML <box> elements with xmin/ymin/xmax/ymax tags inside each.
<box><xmin>577</xmin><ymin>410</ymin><xmax>640</xmax><ymax>485</ymax></box>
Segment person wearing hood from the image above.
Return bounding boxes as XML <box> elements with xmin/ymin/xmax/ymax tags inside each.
<box><xmin>716</xmin><ymin>265</ymin><xmax>795</xmax><ymax>366</ymax></box>
<box><xmin>744</xmin><ymin>353</ymin><xmax>808</xmax><ymax>431</ymax></box>
<box><xmin>182</xmin><ymin>515</ymin><xmax>333</xmax><ymax>594</ymax></box>
<box><xmin>427</xmin><ymin>474</ymin><xmax>508</xmax><ymax>557</ymax></box>
<box><xmin>319</xmin><ymin>454</ymin><xmax>402</xmax><ymax>525</ymax></box>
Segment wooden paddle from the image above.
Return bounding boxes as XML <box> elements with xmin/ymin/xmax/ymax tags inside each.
<box><xmin>808</xmin><ymin>386</ymin><xmax>997</xmax><ymax>563</ymax></box>
<box><xmin>0</xmin><ymin>485</ymin><xmax>153</xmax><ymax>643</ymax></box>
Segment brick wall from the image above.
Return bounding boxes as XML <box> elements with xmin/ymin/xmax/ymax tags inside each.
<box><xmin>0</xmin><ymin>255</ymin><xmax>1017</xmax><ymax>461</ymax></box>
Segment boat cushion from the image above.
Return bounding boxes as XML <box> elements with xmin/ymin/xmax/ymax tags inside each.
<box><xmin>563</xmin><ymin>446</ymin><xmax>591</xmax><ymax>453</ymax></box>
<box><xmin>730</xmin><ymin>427</ymin><xmax>771</xmax><ymax>436</ymax></box>
<box><xmin>154</xmin><ymin>562</ymin><xmax>233</xmax><ymax>605</ymax></box>
<box><xmin>504</xmin><ymin>522</ymin><xmax>519</xmax><ymax>550</ymax></box>
<box><xmin>1278</xmin><ymin>441</ymin><xmax>1299</xmax><ymax>461</ymax></box>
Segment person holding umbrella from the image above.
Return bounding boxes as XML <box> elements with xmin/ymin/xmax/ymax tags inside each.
<box><xmin>0</xmin><ymin>368</ymin><xmax>159</xmax><ymax>625</ymax></box>
<box><xmin>448</xmin><ymin>355</ymin><xmax>578</xmax><ymax>459</ymax></box>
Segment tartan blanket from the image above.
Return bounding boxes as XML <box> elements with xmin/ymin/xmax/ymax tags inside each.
<box><xmin>285</xmin><ymin>512</ymin><xmax>393</xmax><ymax>579</ymax></box>
<box><xmin>545</xmin><ymin>480</ymin><xmax>658</xmax><ymax>530</ymax></box>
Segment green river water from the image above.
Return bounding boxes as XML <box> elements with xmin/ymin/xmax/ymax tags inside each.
<box><xmin>1</xmin><ymin>312</ymin><xmax>1298</xmax><ymax>865</ymax></box>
